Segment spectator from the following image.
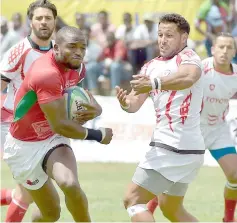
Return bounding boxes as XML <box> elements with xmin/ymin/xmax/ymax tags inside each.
<box><xmin>75</xmin><ymin>12</ymin><xmax>90</xmax><ymax>32</ymax></box>
<box><xmin>115</xmin><ymin>12</ymin><xmax>135</xmax><ymax>45</ymax></box>
<box><xmin>129</xmin><ymin>13</ymin><xmax>158</xmax><ymax>72</ymax></box>
<box><xmin>89</xmin><ymin>32</ymin><xmax>132</xmax><ymax>95</ymax></box>
<box><xmin>82</xmin><ymin>27</ymin><xmax>103</xmax><ymax>95</ymax></box>
<box><xmin>195</xmin><ymin>0</ymin><xmax>231</xmax><ymax>56</ymax></box>
<box><xmin>0</xmin><ymin>15</ymin><xmax>22</xmax><ymax>56</ymax></box>
<box><xmin>90</xmin><ymin>10</ymin><xmax>116</xmax><ymax>48</ymax></box>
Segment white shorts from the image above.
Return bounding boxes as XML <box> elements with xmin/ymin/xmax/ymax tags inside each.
<box><xmin>201</xmin><ymin>123</ymin><xmax>235</xmax><ymax>150</ymax></box>
<box><xmin>3</xmin><ymin>133</ymin><xmax>71</xmax><ymax>190</ymax></box>
<box><xmin>1</xmin><ymin>122</ymin><xmax>10</xmax><ymax>150</ymax></box>
<box><xmin>138</xmin><ymin>146</ymin><xmax>204</xmax><ymax>184</ymax></box>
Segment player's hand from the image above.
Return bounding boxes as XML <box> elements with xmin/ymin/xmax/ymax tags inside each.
<box><xmin>115</xmin><ymin>86</ymin><xmax>130</xmax><ymax>108</ymax></box>
<box><xmin>100</xmin><ymin>128</ymin><xmax>113</xmax><ymax>144</ymax></box>
<box><xmin>73</xmin><ymin>103</ymin><xmax>99</xmax><ymax>125</ymax></box>
<box><xmin>130</xmin><ymin>74</ymin><xmax>152</xmax><ymax>95</ymax></box>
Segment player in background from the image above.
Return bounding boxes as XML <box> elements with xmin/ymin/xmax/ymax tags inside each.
<box><xmin>116</xmin><ymin>13</ymin><xmax>204</xmax><ymax>222</ymax></box>
<box><xmin>146</xmin><ymin>33</ymin><xmax>237</xmax><ymax>222</ymax></box>
<box><xmin>0</xmin><ymin>0</ymin><xmax>57</xmax><ymax>222</ymax></box>
<box><xmin>3</xmin><ymin>26</ymin><xmax>113</xmax><ymax>222</ymax></box>
<box><xmin>201</xmin><ymin>33</ymin><xmax>237</xmax><ymax>222</ymax></box>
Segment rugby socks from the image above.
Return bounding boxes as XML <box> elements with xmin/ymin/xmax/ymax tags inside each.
<box><xmin>0</xmin><ymin>189</ymin><xmax>13</xmax><ymax>206</ymax></box>
<box><xmin>5</xmin><ymin>198</ymin><xmax>29</xmax><ymax>222</ymax></box>
<box><xmin>147</xmin><ymin>197</ymin><xmax>159</xmax><ymax>214</ymax></box>
<box><xmin>223</xmin><ymin>199</ymin><xmax>236</xmax><ymax>222</ymax></box>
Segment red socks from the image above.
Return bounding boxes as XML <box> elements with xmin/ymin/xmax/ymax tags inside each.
<box><xmin>1</xmin><ymin>189</ymin><xmax>13</xmax><ymax>206</ymax></box>
<box><xmin>223</xmin><ymin>199</ymin><xmax>237</xmax><ymax>222</ymax></box>
<box><xmin>147</xmin><ymin>197</ymin><xmax>159</xmax><ymax>214</ymax></box>
<box><xmin>5</xmin><ymin>198</ymin><xmax>29</xmax><ymax>222</ymax></box>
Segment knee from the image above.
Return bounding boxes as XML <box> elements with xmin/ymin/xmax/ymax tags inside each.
<box><xmin>226</xmin><ymin>169</ymin><xmax>237</xmax><ymax>183</ymax></box>
<box><xmin>110</xmin><ymin>62</ymin><xmax>122</xmax><ymax>72</ymax></box>
<box><xmin>42</xmin><ymin>205</ymin><xmax>61</xmax><ymax>222</ymax></box>
<box><xmin>58</xmin><ymin>178</ymin><xmax>80</xmax><ymax>195</ymax></box>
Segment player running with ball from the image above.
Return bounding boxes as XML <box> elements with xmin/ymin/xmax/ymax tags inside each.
<box><xmin>3</xmin><ymin>26</ymin><xmax>113</xmax><ymax>222</ymax></box>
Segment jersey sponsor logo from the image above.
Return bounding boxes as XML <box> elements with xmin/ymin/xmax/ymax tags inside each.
<box><xmin>206</xmin><ymin>96</ymin><xmax>229</xmax><ymax>104</ymax></box>
<box><xmin>26</xmin><ymin>179</ymin><xmax>39</xmax><ymax>186</ymax></box>
<box><xmin>32</xmin><ymin>120</ymin><xmax>52</xmax><ymax>139</ymax></box>
<box><xmin>65</xmin><ymin>79</ymin><xmax>77</xmax><ymax>88</ymax></box>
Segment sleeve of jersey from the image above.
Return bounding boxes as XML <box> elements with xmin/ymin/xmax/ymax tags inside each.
<box><xmin>31</xmin><ymin>71</ymin><xmax>63</xmax><ymax>105</ymax></box>
<box><xmin>0</xmin><ymin>41</ymin><xmax>26</xmax><ymax>82</ymax></box>
<box><xmin>178</xmin><ymin>50</ymin><xmax>202</xmax><ymax>69</ymax></box>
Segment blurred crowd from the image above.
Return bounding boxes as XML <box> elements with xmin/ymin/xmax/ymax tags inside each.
<box><xmin>1</xmin><ymin>0</ymin><xmax>237</xmax><ymax>96</ymax></box>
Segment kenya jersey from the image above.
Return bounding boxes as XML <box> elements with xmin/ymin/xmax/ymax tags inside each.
<box><xmin>10</xmin><ymin>50</ymin><xmax>86</xmax><ymax>141</ymax></box>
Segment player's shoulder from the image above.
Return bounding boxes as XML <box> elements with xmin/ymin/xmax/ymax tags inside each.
<box><xmin>1</xmin><ymin>37</ymin><xmax>32</xmax><ymax>65</ymax></box>
<box><xmin>30</xmin><ymin>51</ymin><xmax>59</xmax><ymax>77</ymax></box>
<box><xmin>178</xmin><ymin>47</ymin><xmax>201</xmax><ymax>60</ymax></box>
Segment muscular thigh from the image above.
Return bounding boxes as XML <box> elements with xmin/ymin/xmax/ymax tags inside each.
<box><xmin>43</xmin><ymin>144</ymin><xmax>79</xmax><ymax>186</ymax></box>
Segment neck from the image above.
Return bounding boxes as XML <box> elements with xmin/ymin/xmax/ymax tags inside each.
<box><xmin>30</xmin><ymin>33</ymin><xmax>51</xmax><ymax>47</ymax></box>
<box><xmin>213</xmin><ymin>60</ymin><xmax>232</xmax><ymax>74</ymax></box>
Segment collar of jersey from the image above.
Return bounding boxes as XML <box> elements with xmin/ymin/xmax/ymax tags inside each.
<box><xmin>27</xmin><ymin>36</ymin><xmax>53</xmax><ymax>51</ymax></box>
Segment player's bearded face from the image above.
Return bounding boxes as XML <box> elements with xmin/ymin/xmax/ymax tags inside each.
<box><xmin>212</xmin><ymin>37</ymin><xmax>236</xmax><ymax>65</ymax></box>
<box><xmin>158</xmin><ymin>23</ymin><xmax>185</xmax><ymax>58</ymax></box>
<box><xmin>31</xmin><ymin>8</ymin><xmax>55</xmax><ymax>40</ymax></box>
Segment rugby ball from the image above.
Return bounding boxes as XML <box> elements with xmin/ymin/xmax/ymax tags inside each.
<box><xmin>64</xmin><ymin>86</ymin><xmax>91</xmax><ymax>120</ymax></box>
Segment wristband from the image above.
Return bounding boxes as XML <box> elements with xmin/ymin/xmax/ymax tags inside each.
<box><xmin>150</xmin><ymin>77</ymin><xmax>162</xmax><ymax>90</ymax></box>
<box><xmin>85</xmin><ymin>128</ymin><xmax>103</xmax><ymax>142</ymax></box>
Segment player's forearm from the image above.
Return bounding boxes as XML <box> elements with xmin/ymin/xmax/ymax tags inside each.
<box><xmin>52</xmin><ymin>119</ymin><xmax>87</xmax><ymax>139</ymax></box>
<box><xmin>160</xmin><ymin>72</ymin><xmax>197</xmax><ymax>90</ymax></box>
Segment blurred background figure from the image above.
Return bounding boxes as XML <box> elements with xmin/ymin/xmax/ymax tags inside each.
<box><xmin>75</xmin><ymin>12</ymin><xmax>90</xmax><ymax>32</ymax></box>
<box><xmin>195</xmin><ymin>0</ymin><xmax>231</xmax><ymax>57</ymax></box>
<box><xmin>91</xmin><ymin>10</ymin><xmax>116</xmax><ymax>48</ymax></box>
<box><xmin>0</xmin><ymin>14</ymin><xmax>24</xmax><ymax>57</ymax></box>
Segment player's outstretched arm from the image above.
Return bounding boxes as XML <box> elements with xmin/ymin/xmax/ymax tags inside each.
<box><xmin>115</xmin><ymin>86</ymin><xmax>148</xmax><ymax>113</ymax></box>
<box><xmin>159</xmin><ymin>63</ymin><xmax>202</xmax><ymax>90</ymax></box>
<box><xmin>131</xmin><ymin>64</ymin><xmax>201</xmax><ymax>94</ymax></box>
<box><xmin>40</xmin><ymin>97</ymin><xmax>113</xmax><ymax>144</ymax></box>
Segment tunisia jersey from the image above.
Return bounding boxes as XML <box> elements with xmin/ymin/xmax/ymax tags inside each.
<box><xmin>201</xmin><ymin>57</ymin><xmax>237</xmax><ymax>126</ymax></box>
<box><xmin>10</xmin><ymin>50</ymin><xmax>86</xmax><ymax>141</ymax></box>
<box><xmin>0</xmin><ymin>37</ymin><xmax>53</xmax><ymax>122</ymax></box>
<box><xmin>143</xmin><ymin>47</ymin><xmax>205</xmax><ymax>151</ymax></box>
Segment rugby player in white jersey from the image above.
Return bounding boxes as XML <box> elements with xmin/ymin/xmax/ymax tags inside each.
<box><xmin>0</xmin><ymin>0</ymin><xmax>57</xmax><ymax>221</ymax></box>
<box><xmin>132</xmin><ymin>33</ymin><xmax>237</xmax><ymax>222</ymax></box>
<box><xmin>116</xmin><ymin>13</ymin><xmax>204</xmax><ymax>222</ymax></box>
<box><xmin>201</xmin><ymin>33</ymin><xmax>237</xmax><ymax>222</ymax></box>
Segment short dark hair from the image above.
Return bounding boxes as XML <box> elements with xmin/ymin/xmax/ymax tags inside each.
<box><xmin>27</xmin><ymin>0</ymin><xmax>57</xmax><ymax>20</ymax></box>
<box><xmin>159</xmin><ymin>13</ymin><xmax>190</xmax><ymax>34</ymax></box>
<box><xmin>214</xmin><ymin>32</ymin><xmax>236</xmax><ymax>49</ymax></box>
<box><xmin>98</xmin><ymin>10</ymin><xmax>108</xmax><ymax>17</ymax></box>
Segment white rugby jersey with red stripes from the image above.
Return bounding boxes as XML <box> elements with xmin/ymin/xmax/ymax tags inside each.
<box><xmin>0</xmin><ymin>37</ymin><xmax>53</xmax><ymax>123</ymax></box>
<box><xmin>142</xmin><ymin>47</ymin><xmax>205</xmax><ymax>151</ymax></box>
<box><xmin>201</xmin><ymin>57</ymin><xmax>237</xmax><ymax>126</ymax></box>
